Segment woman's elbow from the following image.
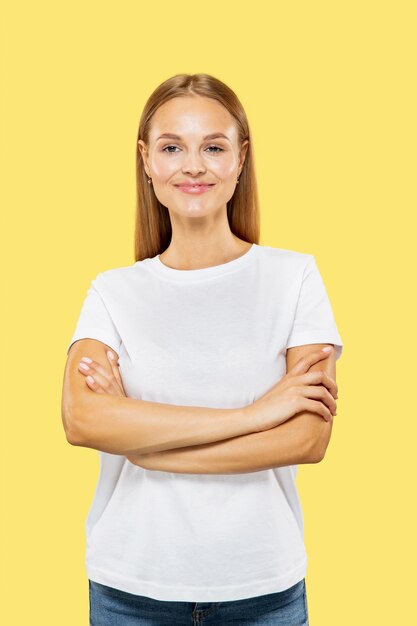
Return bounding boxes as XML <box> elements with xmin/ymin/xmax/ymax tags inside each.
<box><xmin>302</xmin><ymin>416</ymin><xmax>334</xmax><ymax>463</ymax></box>
<box><xmin>61</xmin><ymin>399</ymin><xmax>85</xmax><ymax>446</ymax></box>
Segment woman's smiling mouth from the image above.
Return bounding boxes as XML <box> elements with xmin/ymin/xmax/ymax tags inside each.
<box><xmin>174</xmin><ymin>183</ymin><xmax>216</xmax><ymax>194</ymax></box>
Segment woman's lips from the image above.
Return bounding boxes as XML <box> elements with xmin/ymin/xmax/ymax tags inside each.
<box><xmin>174</xmin><ymin>184</ymin><xmax>215</xmax><ymax>194</ymax></box>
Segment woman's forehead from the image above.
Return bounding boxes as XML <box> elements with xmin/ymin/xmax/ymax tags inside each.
<box><xmin>148</xmin><ymin>96</ymin><xmax>237</xmax><ymax>141</ymax></box>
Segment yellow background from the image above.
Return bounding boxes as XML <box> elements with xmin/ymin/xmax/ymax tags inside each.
<box><xmin>1</xmin><ymin>1</ymin><xmax>415</xmax><ymax>623</ymax></box>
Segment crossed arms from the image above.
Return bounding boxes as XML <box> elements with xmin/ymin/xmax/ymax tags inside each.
<box><xmin>62</xmin><ymin>341</ymin><xmax>337</xmax><ymax>474</ymax></box>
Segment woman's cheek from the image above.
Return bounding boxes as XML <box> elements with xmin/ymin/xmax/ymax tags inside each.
<box><xmin>149</xmin><ymin>154</ymin><xmax>177</xmax><ymax>180</ymax></box>
<box><xmin>211</xmin><ymin>154</ymin><xmax>238</xmax><ymax>178</ymax></box>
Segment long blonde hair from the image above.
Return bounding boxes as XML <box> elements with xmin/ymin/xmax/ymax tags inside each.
<box><xmin>134</xmin><ymin>73</ymin><xmax>260</xmax><ymax>261</ymax></box>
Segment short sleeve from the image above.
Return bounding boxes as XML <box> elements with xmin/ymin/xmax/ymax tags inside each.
<box><xmin>286</xmin><ymin>255</ymin><xmax>344</xmax><ymax>361</ymax></box>
<box><xmin>66</xmin><ymin>275</ymin><xmax>122</xmax><ymax>356</ymax></box>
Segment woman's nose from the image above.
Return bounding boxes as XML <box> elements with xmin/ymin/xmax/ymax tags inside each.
<box><xmin>182</xmin><ymin>164</ymin><xmax>205</xmax><ymax>175</ymax></box>
<box><xmin>181</xmin><ymin>151</ymin><xmax>206</xmax><ymax>174</ymax></box>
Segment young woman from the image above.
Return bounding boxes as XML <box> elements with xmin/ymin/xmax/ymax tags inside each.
<box><xmin>62</xmin><ymin>73</ymin><xmax>343</xmax><ymax>626</ymax></box>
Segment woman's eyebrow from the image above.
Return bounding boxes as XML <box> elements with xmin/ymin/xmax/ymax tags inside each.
<box><xmin>156</xmin><ymin>132</ymin><xmax>230</xmax><ymax>142</ymax></box>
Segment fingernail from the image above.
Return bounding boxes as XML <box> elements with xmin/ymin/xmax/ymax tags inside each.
<box><xmin>322</xmin><ymin>347</ymin><xmax>332</xmax><ymax>352</ymax></box>
<box><xmin>81</xmin><ymin>356</ymin><xmax>92</xmax><ymax>363</ymax></box>
<box><xmin>107</xmin><ymin>351</ymin><xmax>115</xmax><ymax>360</ymax></box>
<box><xmin>86</xmin><ymin>375</ymin><xmax>94</xmax><ymax>384</ymax></box>
<box><xmin>79</xmin><ymin>362</ymin><xmax>89</xmax><ymax>371</ymax></box>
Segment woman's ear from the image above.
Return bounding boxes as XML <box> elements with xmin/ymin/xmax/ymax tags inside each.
<box><xmin>137</xmin><ymin>140</ymin><xmax>150</xmax><ymax>177</ymax></box>
<box><xmin>238</xmin><ymin>139</ymin><xmax>249</xmax><ymax>175</ymax></box>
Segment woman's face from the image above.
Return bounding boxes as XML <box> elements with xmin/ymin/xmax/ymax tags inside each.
<box><xmin>138</xmin><ymin>95</ymin><xmax>248</xmax><ymax>218</ymax></box>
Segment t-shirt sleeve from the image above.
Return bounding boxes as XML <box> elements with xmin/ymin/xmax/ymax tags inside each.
<box><xmin>66</xmin><ymin>275</ymin><xmax>122</xmax><ymax>356</ymax></box>
<box><xmin>286</xmin><ymin>255</ymin><xmax>344</xmax><ymax>361</ymax></box>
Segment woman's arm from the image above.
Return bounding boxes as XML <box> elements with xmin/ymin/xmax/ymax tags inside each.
<box><xmin>63</xmin><ymin>339</ymin><xmax>259</xmax><ymax>456</ymax></box>
<box><xmin>126</xmin><ymin>343</ymin><xmax>337</xmax><ymax>474</ymax></box>
<box><xmin>126</xmin><ymin>411</ymin><xmax>325</xmax><ymax>474</ymax></box>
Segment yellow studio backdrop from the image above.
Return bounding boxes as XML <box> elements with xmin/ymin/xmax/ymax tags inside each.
<box><xmin>1</xmin><ymin>1</ymin><xmax>415</xmax><ymax>624</ymax></box>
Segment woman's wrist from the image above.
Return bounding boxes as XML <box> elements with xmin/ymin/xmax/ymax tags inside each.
<box><xmin>240</xmin><ymin>402</ymin><xmax>265</xmax><ymax>434</ymax></box>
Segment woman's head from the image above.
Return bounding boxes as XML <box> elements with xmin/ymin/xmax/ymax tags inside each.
<box><xmin>135</xmin><ymin>74</ymin><xmax>260</xmax><ymax>261</ymax></box>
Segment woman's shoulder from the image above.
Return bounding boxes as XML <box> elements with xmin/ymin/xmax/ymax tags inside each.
<box><xmin>256</xmin><ymin>244</ymin><xmax>313</xmax><ymax>268</ymax></box>
<box><xmin>95</xmin><ymin>259</ymin><xmax>148</xmax><ymax>280</ymax></box>
<box><xmin>91</xmin><ymin>261</ymin><xmax>149</xmax><ymax>293</ymax></box>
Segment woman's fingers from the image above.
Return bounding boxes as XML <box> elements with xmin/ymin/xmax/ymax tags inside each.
<box><xmin>288</xmin><ymin>347</ymin><xmax>334</xmax><ymax>377</ymax></box>
<box><xmin>84</xmin><ymin>372</ymin><xmax>107</xmax><ymax>394</ymax></box>
<box><xmin>295</xmin><ymin>369</ymin><xmax>338</xmax><ymax>400</ymax></box>
<box><xmin>301</xmin><ymin>398</ymin><xmax>334</xmax><ymax>422</ymax></box>
<box><xmin>288</xmin><ymin>362</ymin><xmax>338</xmax><ymax>400</ymax></box>
<box><xmin>106</xmin><ymin>351</ymin><xmax>127</xmax><ymax>396</ymax></box>
<box><xmin>310</xmin><ymin>369</ymin><xmax>338</xmax><ymax>400</ymax></box>
<box><xmin>301</xmin><ymin>384</ymin><xmax>337</xmax><ymax>416</ymax></box>
<box><xmin>78</xmin><ymin>357</ymin><xmax>121</xmax><ymax>394</ymax></box>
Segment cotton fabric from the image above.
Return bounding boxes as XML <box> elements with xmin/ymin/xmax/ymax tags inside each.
<box><xmin>67</xmin><ymin>243</ymin><xmax>343</xmax><ymax>602</ymax></box>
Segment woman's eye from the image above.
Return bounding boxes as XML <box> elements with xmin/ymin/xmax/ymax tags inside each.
<box><xmin>162</xmin><ymin>145</ymin><xmax>180</xmax><ymax>153</ymax></box>
<box><xmin>161</xmin><ymin>145</ymin><xmax>224</xmax><ymax>154</ymax></box>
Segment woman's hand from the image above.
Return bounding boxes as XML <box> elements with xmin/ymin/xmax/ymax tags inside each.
<box><xmin>249</xmin><ymin>347</ymin><xmax>338</xmax><ymax>432</ymax></box>
<box><xmin>77</xmin><ymin>350</ymin><xmax>127</xmax><ymax>397</ymax></box>
<box><xmin>77</xmin><ymin>351</ymin><xmax>144</xmax><ymax>465</ymax></box>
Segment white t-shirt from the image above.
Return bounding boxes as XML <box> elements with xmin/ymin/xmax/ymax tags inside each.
<box><xmin>67</xmin><ymin>243</ymin><xmax>343</xmax><ymax>602</ymax></box>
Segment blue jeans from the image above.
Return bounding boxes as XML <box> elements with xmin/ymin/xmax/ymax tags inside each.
<box><xmin>89</xmin><ymin>578</ymin><xmax>309</xmax><ymax>625</ymax></box>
